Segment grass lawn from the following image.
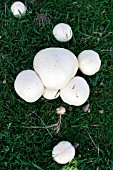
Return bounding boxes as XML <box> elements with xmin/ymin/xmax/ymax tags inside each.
<box><xmin>0</xmin><ymin>0</ymin><xmax>113</xmax><ymax>169</ymax></box>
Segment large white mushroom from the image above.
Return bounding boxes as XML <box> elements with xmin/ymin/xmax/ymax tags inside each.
<box><xmin>52</xmin><ymin>141</ymin><xmax>75</xmax><ymax>164</ymax></box>
<box><xmin>60</xmin><ymin>76</ymin><xmax>90</xmax><ymax>106</ymax></box>
<box><xmin>43</xmin><ymin>88</ymin><xmax>59</xmax><ymax>100</ymax></box>
<box><xmin>78</xmin><ymin>50</ymin><xmax>101</xmax><ymax>75</ymax></box>
<box><xmin>14</xmin><ymin>70</ymin><xmax>44</xmax><ymax>102</ymax></box>
<box><xmin>11</xmin><ymin>1</ymin><xmax>27</xmax><ymax>18</ymax></box>
<box><xmin>33</xmin><ymin>48</ymin><xmax>78</xmax><ymax>90</ymax></box>
<box><xmin>53</xmin><ymin>23</ymin><xmax>72</xmax><ymax>42</ymax></box>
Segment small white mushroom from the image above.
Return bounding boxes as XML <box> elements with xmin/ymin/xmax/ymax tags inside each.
<box><xmin>99</xmin><ymin>109</ymin><xmax>104</xmax><ymax>114</ymax></box>
<box><xmin>82</xmin><ymin>103</ymin><xmax>90</xmax><ymax>112</ymax></box>
<box><xmin>14</xmin><ymin>70</ymin><xmax>44</xmax><ymax>102</ymax></box>
<box><xmin>43</xmin><ymin>88</ymin><xmax>59</xmax><ymax>100</ymax></box>
<box><xmin>33</xmin><ymin>48</ymin><xmax>78</xmax><ymax>90</ymax></box>
<box><xmin>60</xmin><ymin>76</ymin><xmax>90</xmax><ymax>106</ymax></box>
<box><xmin>53</xmin><ymin>23</ymin><xmax>72</xmax><ymax>42</ymax></box>
<box><xmin>78</xmin><ymin>50</ymin><xmax>101</xmax><ymax>75</ymax></box>
<box><xmin>11</xmin><ymin>1</ymin><xmax>27</xmax><ymax>17</ymax></box>
<box><xmin>52</xmin><ymin>141</ymin><xmax>75</xmax><ymax>164</ymax></box>
<box><xmin>56</xmin><ymin>106</ymin><xmax>66</xmax><ymax>115</ymax></box>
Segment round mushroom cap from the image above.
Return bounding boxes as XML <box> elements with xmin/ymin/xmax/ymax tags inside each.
<box><xmin>33</xmin><ymin>48</ymin><xmax>78</xmax><ymax>90</ymax></box>
<box><xmin>14</xmin><ymin>70</ymin><xmax>44</xmax><ymax>102</ymax></box>
<box><xmin>53</xmin><ymin>23</ymin><xmax>72</xmax><ymax>42</ymax></box>
<box><xmin>60</xmin><ymin>76</ymin><xmax>90</xmax><ymax>106</ymax></box>
<box><xmin>43</xmin><ymin>88</ymin><xmax>59</xmax><ymax>100</ymax></box>
<box><xmin>52</xmin><ymin>141</ymin><xmax>75</xmax><ymax>164</ymax></box>
<box><xmin>56</xmin><ymin>106</ymin><xmax>66</xmax><ymax>115</ymax></box>
<box><xmin>78</xmin><ymin>50</ymin><xmax>101</xmax><ymax>75</ymax></box>
<box><xmin>11</xmin><ymin>1</ymin><xmax>26</xmax><ymax>17</ymax></box>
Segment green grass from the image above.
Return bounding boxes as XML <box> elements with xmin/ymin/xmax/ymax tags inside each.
<box><xmin>0</xmin><ymin>0</ymin><xmax>113</xmax><ymax>169</ymax></box>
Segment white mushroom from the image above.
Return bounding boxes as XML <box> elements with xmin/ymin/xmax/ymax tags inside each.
<box><xmin>52</xmin><ymin>141</ymin><xmax>75</xmax><ymax>164</ymax></box>
<box><xmin>53</xmin><ymin>23</ymin><xmax>72</xmax><ymax>42</ymax></box>
<box><xmin>11</xmin><ymin>1</ymin><xmax>27</xmax><ymax>18</ymax></box>
<box><xmin>82</xmin><ymin>103</ymin><xmax>90</xmax><ymax>112</ymax></box>
<box><xmin>43</xmin><ymin>88</ymin><xmax>59</xmax><ymax>100</ymax></box>
<box><xmin>78</xmin><ymin>50</ymin><xmax>101</xmax><ymax>75</ymax></box>
<box><xmin>60</xmin><ymin>76</ymin><xmax>90</xmax><ymax>106</ymax></box>
<box><xmin>33</xmin><ymin>47</ymin><xmax>78</xmax><ymax>90</ymax></box>
<box><xmin>14</xmin><ymin>70</ymin><xmax>44</xmax><ymax>102</ymax></box>
<box><xmin>56</xmin><ymin>106</ymin><xmax>66</xmax><ymax>115</ymax></box>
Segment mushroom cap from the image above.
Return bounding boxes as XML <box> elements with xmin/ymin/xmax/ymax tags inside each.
<box><xmin>78</xmin><ymin>50</ymin><xmax>101</xmax><ymax>75</ymax></box>
<box><xmin>56</xmin><ymin>106</ymin><xmax>66</xmax><ymax>115</ymax></box>
<box><xmin>14</xmin><ymin>70</ymin><xmax>44</xmax><ymax>102</ymax></box>
<box><xmin>52</xmin><ymin>141</ymin><xmax>75</xmax><ymax>164</ymax></box>
<box><xmin>60</xmin><ymin>76</ymin><xmax>90</xmax><ymax>106</ymax></box>
<box><xmin>11</xmin><ymin>1</ymin><xmax>26</xmax><ymax>17</ymax></box>
<box><xmin>43</xmin><ymin>88</ymin><xmax>59</xmax><ymax>100</ymax></box>
<box><xmin>33</xmin><ymin>48</ymin><xmax>78</xmax><ymax>90</ymax></box>
<box><xmin>53</xmin><ymin>23</ymin><xmax>72</xmax><ymax>42</ymax></box>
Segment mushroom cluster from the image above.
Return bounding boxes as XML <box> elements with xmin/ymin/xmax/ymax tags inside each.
<box><xmin>14</xmin><ymin>48</ymin><xmax>101</xmax><ymax>106</ymax></box>
<box><xmin>11</xmin><ymin>2</ymin><xmax>101</xmax><ymax>107</ymax></box>
<box><xmin>11</xmin><ymin>2</ymin><xmax>102</xmax><ymax>165</ymax></box>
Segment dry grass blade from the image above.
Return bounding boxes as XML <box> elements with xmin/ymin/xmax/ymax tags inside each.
<box><xmin>87</xmin><ymin>131</ymin><xmax>104</xmax><ymax>156</ymax></box>
<box><xmin>24</xmin><ymin>112</ymin><xmax>62</xmax><ymax>135</ymax></box>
